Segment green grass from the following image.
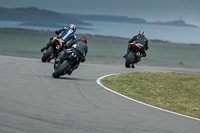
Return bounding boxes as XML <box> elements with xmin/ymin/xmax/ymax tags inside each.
<box><xmin>0</xmin><ymin>28</ymin><xmax>53</xmax><ymax>58</ymax></box>
<box><xmin>0</xmin><ymin>28</ymin><xmax>200</xmax><ymax>69</ymax></box>
<box><xmin>146</xmin><ymin>41</ymin><xmax>200</xmax><ymax>67</ymax></box>
<box><xmin>103</xmin><ymin>72</ymin><xmax>200</xmax><ymax>119</ymax></box>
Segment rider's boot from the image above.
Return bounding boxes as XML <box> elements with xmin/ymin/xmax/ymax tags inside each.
<box><xmin>140</xmin><ymin>53</ymin><xmax>146</xmax><ymax>57</ymax></box>
<box><xmin>123</xmin><ymin>53</ymin><xmax>128</xmax><ymax>58</ymax></box>
<box><xmin>123</xmin><ymin>48</ymin><xmax>131</xmax><ymax>58</ymax></box>
<box><xmin>130</xmin><ymin>64</ymin><xmax>136</xmax><ymax>68</ymax></box>
<box><xmin>55</xmin><ymin>50</ymin><xmax>65</xmax><ymax>63</ymax></box>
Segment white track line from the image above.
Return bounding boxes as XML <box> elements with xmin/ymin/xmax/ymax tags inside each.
<box><xmin>96</xmin><ymin>73</ymin><xmax>200</xmax><ymax>121</ymax></box>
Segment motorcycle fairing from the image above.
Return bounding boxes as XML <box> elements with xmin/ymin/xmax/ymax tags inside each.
<box><xmin>129</xmin><ymin>43</ymin><xmax>141</xmax><ymax>51</ymax></box>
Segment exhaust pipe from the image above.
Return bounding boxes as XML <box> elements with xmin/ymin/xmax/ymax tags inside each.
<box><xmin>136</xmin><ymin>52</ymin><xmax>140</xmax><ymax>56</ymax></box>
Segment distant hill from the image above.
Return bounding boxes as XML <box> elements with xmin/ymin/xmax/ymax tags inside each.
<box><xmin>0</xmin><ymin>7</ymin><xmax>91</xmax><ymax>26</ymax></box>
<box><xmin>150</xmin><ymin>19</ymin><xmax>197</xmax><ymax>27</ymax></box>
<box><xmin>61</xmin><ymin>13</ymin><xmax>198</xmax><ymax>28</ymax></box>
<box><xmin>0</xmin><ymin>7</ymin><xmax>198</xmax><ymax>28</ymax></box>
<box><xmin>62</xmin><ymin>14</ymin><xmax>147</xmax><ymax>24</ymax></box>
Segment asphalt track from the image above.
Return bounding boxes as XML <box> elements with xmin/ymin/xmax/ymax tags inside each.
<box><xmin>0</xmin><ymin>55</ymin><xmax>199</xmax><ymax>133</ymax></box>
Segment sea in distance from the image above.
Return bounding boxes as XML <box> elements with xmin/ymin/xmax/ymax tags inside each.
<box><xmin>0</xmin><ymin>20</ymin><xmax>200</xmax><ymax>44</ymax></box>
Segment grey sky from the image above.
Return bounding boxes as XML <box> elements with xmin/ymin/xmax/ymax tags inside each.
<box><xmin>1</xmin><ymin>0</ymin><xmax>200</xmax><ymax>26</ymax></box>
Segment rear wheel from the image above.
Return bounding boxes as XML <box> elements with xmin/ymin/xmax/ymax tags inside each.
<box><xmin>52</xmin><ymin>60</ymin><xmax>70</xmax><ymax>78</ymax></box>
<box><xmin>125</xmin><ymin>51</ymin><xmax>135</xmax><ymax>68</ymax></box>
<box><xmin>41</xmin><ymin>47</ymin><xmax>54</xmax><ymax>62</ymax></box>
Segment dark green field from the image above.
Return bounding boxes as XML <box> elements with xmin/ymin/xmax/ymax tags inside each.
<box><xmin>1</xmin><ymin>28</ymin><xmax>200</xmax><ymax>72</ymax></box>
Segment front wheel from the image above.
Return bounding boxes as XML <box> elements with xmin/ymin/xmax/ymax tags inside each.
<box><xmin>41</xmin><ymin>47</ymin><xmax>54</xmax><ymax>62</ymax></box>
<box><xmin>52</xmin><ymin>60</ymin><xmax>70</xmax><ymax>78</ymax></box>
<box><xmin>125</xmin><ymin>51</ymin><xmax>135</xmax><ymax>68</ymax></box>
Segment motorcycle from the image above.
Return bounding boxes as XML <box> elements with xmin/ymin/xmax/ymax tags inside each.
<box><xmin>125</xmin><ymin>43</ymin><xmax>143</xmax><ymax>68</ymax></box>
<box><xmin>52</xmin><ymin>49</ymin><xmax>79</xmax><ymax>78</ymax></box>
<box><xmin>41</xmin><ymin>37</ymin><xmax>64</xmax><ymax>62</ymax></box>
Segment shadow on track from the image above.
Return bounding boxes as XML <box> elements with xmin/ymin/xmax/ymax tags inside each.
<box><xmin>57</xmin><ymin>76</ymin><xmax>93</xmax><ymax>81</ymax></box>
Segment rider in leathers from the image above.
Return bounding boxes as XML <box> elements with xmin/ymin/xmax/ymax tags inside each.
<box><xmin>123</xmin><ymin>30</ymin><xmax>149</xmax><ymax>58</ymax></box>
<box><xmin>41</xmin><ymin>24</ymin><xmax>77</xmax><ymax>52</ymax></box>
<box><xmin>55</xmin><ymin>36</ymin><xmax>88</xmax><ymax>75</ymax></box>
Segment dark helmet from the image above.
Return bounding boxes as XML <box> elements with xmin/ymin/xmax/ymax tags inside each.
<box><xmin>69</xmin><ymin>24</ymin><xmax>76</xmax><ymax>32</ymax></box>
<box><xmin>80</xmin><ymin>36</ymin><xmax>88</xmax><ymax>44</ymax></box>
<box><xmin>138</xmin><ymin>30</ymin><xmax>145</xmax><ymax>35</ymax></box>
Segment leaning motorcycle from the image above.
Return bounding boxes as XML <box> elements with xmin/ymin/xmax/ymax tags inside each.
<box><xmin>125</xmin><ymin>43</ymin><xmax>142</xmax><ymax>68</ymax></box>
<box><xmin>41</xmin><ymin>38</ymin><xmax>63</xmax><ymax>62</ymax></box>
<box><xmin>52</xmin><ymin>49</ymin><xmax>79</xmax><ymax>78</ymax></box>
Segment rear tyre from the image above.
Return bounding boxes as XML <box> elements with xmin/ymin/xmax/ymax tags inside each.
<box><xmin>52</xmin><ymin>60</ymin><xmax>70</xmax><ymax>78</ymax></box>
<box><xmin>41</xmin><ymin>47</ymin><xmax>54</xmax><ymax>62</ymax></box>
<box><xmin>125</xmin><ymin>51</ymin><xmax>135</xmax><ymax>68</ymax></box>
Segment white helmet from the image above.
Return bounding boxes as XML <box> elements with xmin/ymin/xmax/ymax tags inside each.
<box><xmin>69</xmin><ymin>24</ymin><xmax>76</xmax><ymax>32</ymax></box>
<box><xmin>138</xmin><ymin>30</ymin><xmax>145</xmax><ymax>35</ymax></box>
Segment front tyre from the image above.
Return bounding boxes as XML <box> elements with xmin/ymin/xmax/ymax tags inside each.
<box><xmin>41</xmin><ymin>47</ymin><xmax>54</xmax><ymax>62</ymax></box>
<box><xmin>125</xmin><ymin>51</ymin><xmax>135</xmax><ymax>68</ymax></box>
<box><xmin>52</xmin><ymin>60</ymin><xmax>70</xmax><ymax>78</ymax></box>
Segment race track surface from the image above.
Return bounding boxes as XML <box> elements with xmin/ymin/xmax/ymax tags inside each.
<box><xmin>0</xmin><ymin>55</ymin><xmax>199</xmax><ymax>133</ymax></box>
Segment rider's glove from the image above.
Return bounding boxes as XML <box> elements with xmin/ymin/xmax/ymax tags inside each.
<box><xmin>41</xmin><ymin>45</ymin><xmax>49</xmax><ymax>52</ymax></box>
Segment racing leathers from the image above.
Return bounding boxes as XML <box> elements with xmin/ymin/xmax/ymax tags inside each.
<box><xmin>55</xmin><ymin>38</ymin><xmax>88</xmax><ymax>75</ymax></box>
<box><xmin>41</xmin><ymin>27</ymin><xmax>76</xmax><ymax>52</ymax></box>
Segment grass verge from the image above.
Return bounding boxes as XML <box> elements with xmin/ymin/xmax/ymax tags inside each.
<box><xmin>102</xmin><ymin>72</ymin><xmax>200</xmax><ymax>119</ymax></box>
<box><xmin>1</xmin><ymin>28</ymin><xmax>200</xmax><ymax>72</ymax></box>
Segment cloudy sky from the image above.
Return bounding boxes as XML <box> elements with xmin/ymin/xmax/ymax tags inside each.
<box><xmin>1</xmin><ymin>0</ymin><xmax>200</xmax><ymax>26</ymax></box>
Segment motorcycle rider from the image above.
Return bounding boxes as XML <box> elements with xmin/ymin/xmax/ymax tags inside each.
<box><xmin>40</xmin><ymin>24</ymin><xmax>77</xmax><ymax>52</ymax></box>
<box><xmin>55</xmin><ymin>36</ymin><xmax>88</xmax><ymax>75</ymax></box>
<box><xmin>123</xmin><ymin>30</ymin><xmax>149</xmax><ymax>59</ymax></box>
